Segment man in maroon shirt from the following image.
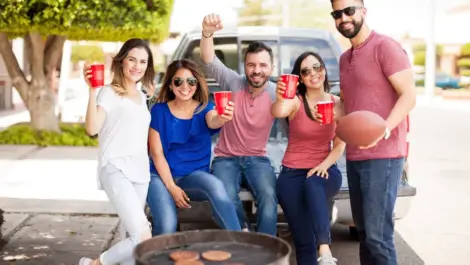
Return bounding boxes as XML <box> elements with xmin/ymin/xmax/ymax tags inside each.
<box><xmin>329</xmin><ymin>1</ymin><xmax>417</xmax><ymax>265</ymax></box>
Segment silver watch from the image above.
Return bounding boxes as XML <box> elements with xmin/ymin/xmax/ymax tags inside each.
<box><xmin>383</xmin><ymin>127</ymin><xmax>391</xmax><ymax>140</ymax></box>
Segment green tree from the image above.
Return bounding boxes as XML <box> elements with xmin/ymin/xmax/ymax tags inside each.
<box><xmin>412</xmin><ymin>43</ymin><xmax>443</xmax><ymax>66</ymax></box>
<box><xmin>238</xmin><ymin>0</ymin><xmax>336</xmax><ymax>31</ymax></box>
<box><xmin>287</xmin><ymin>0</ymin><xmax>334</xmax><ymax>31</ymax></box>
<box><xmin>71</xmin><ymin>45</ymin><xmax>105</xmax><ymax>63</ymax></box>
<box><xmin>238</xmin><ymin>0</ymin><xmax>274</xmax><ymax>26</ymax></box>
<box><xmin>414</xmin><ymin>50</ymin><xmax>426</xmax><ymax>66</ymax></box>
<box><xmin>458</xmin><ymin>43</ymin><xmax>470</xmax><ymax>76</ymax></box>
<box><xmin>0</xmin><ymin>0</ymin><xmax>173</xmax><ymax>132</ymax></box>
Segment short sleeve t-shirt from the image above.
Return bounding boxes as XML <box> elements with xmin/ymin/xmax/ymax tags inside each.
<box><xmin>339</xmin><ymin>31</ymin><xmax>411</xmax><ymax>161</ymax></box>
<box><xmin>96</xmin><ymin>85</ymin><xmax>151</xmax><ymax>188</ymax></box>
<box><xmin>202</xmin><ymin>56</ymin><xmax>277</xmax><ymax>157</ymax></box>
<box><xmin>149</xmin><ymin>102</ymin><xmax>220</xmax><ymax>177</ymax></box>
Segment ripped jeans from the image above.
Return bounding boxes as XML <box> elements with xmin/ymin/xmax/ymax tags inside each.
<box><xmin>99</xmin><ymin>164</ymin><xmax>151</xmax><ymax>265</ymax></box>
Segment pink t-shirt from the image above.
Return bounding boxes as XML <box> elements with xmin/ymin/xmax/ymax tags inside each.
<box><xmin>339</xmin><ymin>31</ymin><xmax>411</xmax><ymax>161</ymax></box>
<box><xmin>282</xmin><ymin>96</ymin><xmax>336</xmax><ymax>169</ymax></box>
<box><xmin>203</xmin><ymin>57</ymin><xmax>276</xmax><ymax>157</ymax></box>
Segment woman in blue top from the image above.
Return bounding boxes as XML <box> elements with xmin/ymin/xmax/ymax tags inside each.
<box><xmin>147</xmin><ymin>59</ymin><xmax>241</xmax><ymax>235</ymax></box>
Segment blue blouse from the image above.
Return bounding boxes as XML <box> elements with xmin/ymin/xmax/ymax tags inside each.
<box><xmin>149</xmin><ymin>102</ymin><xmax>220</xmax><ymax>177</ymax></box>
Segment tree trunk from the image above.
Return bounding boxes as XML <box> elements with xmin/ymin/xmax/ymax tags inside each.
<box><xmin>0</xmin><ymin>32</ymin><xmax>62</xmax><ymax>132</ymax></box>
<box><xmin>28</xmin><ymin>81</ymin><xmax>59</xmax><ymax>132</ymax></box>
<box><xmin>26</xmin><ymin>33</ymin><xmax>62</xmax><ymax>132</ymax></box>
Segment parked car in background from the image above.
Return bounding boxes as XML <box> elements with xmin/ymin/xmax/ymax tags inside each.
<box><xmin>415</xmin><ymin>72</ymin><xmax>461</xmax><ymax>89</ymax></box>
<box><xmin>154</xmin><ymin>26</ymin><xmax>417</xmax><ymax>239</ymax></box>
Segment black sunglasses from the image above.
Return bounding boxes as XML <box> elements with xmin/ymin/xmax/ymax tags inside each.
<box><xmin>330</xmin><ymin>6</ymin><xmax>363</xmax><ymax>19</ymax></box>
<box><xmin>300</xmin><ymin>64</ymin><xmax>324</xmax><ymax>77</ymax></box>
<box><xmin>173</xmin><ymin>77</ymin><xmax>198</xmax><ymax>87</ymax></box>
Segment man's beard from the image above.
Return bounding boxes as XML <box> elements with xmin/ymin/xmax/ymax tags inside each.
<box><xmin>247</xmin><ymin>73</ymin><xmax>269</xmax><ymax>88</ymax></box>
<box><xmin>337</xmin><ymin>18</ymin><xmax>363</xmax><ymax>39</ymax></box>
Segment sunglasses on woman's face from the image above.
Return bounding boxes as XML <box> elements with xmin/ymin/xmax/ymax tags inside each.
<box><xmin>300</xmin><ymin>64</ymin><xmax>324</xmax><ymax>77</ymax></box>
<box><xmin>173</xmin><ymin>77</ymin><xmax>198</xmax><ymax>87</ymax></box>
<box><xmin>330</xmin><ymin>6</ymin><xmax>363</xmax><ymax>20</ymax></box>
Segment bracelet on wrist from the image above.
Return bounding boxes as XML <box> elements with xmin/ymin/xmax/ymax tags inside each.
<box><xmin>202</xmin><ymin>31</ymin><xmax>213</xmax><ymax>38</ymax></box>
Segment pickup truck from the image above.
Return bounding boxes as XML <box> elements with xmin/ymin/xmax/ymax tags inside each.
<box><xmin>152</xmin><ymin>26</ymin><xmax>417</xmax><ymax>239</ymax></box>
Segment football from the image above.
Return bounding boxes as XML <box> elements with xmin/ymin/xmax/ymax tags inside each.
<box><xmin>335</xmin><ymin>110</ymin><xmax>387</xmax><ymax>147</ymax></box>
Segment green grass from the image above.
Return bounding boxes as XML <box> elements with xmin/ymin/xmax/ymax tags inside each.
<box><xmin>0</xmin><ymin>123</ymin><xmax>98</xmax><ymax>147</ymax></box>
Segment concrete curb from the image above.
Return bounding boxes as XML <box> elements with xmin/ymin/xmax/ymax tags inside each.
<box><xmin>0</xmin><ymin>198</ymin><xmax>118</xmax><ymax>216</ymax></box>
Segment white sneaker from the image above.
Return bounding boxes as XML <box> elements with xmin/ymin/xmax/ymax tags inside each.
<box><xmin>78</xmin><ymin>257</ymin><xmax>94</xmax><ymax>265</ymax></box>
<box><xmin>317</xmin><ymin>254</ymin><xmax>338</xmax><ymax>265</ymax></box>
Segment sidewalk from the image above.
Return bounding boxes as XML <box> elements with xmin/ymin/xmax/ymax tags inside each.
<box><xmin>0</xmin><ymin>145</ymin><xmax>120</xmax><ymax>264</ymax></box>
<box><xmin>2</xmin><ymin>213</ymin><xmax>119</xmax><ymax>264</ymax></box>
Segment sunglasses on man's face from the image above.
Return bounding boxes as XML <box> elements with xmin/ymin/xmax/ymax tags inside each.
<box><xmin>173</xmin><ymin>77</ymin><xmax>198</xmax><ymax>87</ymax></box>
<box><xmin>330</xmin><ymin>6</ymin><xmax>363</xmax><ymax>20</ymax></box>
<box><xmin>300</xmin><ymin>65</ymin><xmax>324</xmax><ymax>77</ymax></box>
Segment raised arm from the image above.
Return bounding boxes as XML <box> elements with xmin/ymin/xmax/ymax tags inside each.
<box><xmin>200</xmin><ymin>13</ymin><xmax>221</xmax><ymax>65</ymax></box>
<box><xmin>84</xmin><ymin>63</ymin><xmax>107</xmax><ymax>136</ymax></box>
<box><xmin>205</xmin><ymin>102</ymin><xmax>235</xmax><ymax>129</ymax></box>
<box><xmin>271</xmin><ymin>79</ymin><xmax>300</xmax><ymax>118</ymax></box>
<box><xmin>200</xmin><ymin>13</ymin><xmax>243</xmax><ymax>91</ymax></box>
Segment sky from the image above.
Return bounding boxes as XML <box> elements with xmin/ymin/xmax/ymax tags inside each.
<box><xmin>168</xmin><ymin>0</ymin><xmax>470</xmax><ymax>44</ymax></box>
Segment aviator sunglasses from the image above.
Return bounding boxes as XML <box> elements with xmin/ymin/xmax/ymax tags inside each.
<box><xmin>330</xmin><ymin>6</ymin><xmax>363</xmax><ymax>19</ymax></box>
<box><xmin>300</xmin><ymin>64</ymin><xmax>324</xmax><ymax>77</ymax></box>
<box><xmin>173</xmin><ymin>77</ymin><xmax>198</xmax><ymax>87</ymax></box>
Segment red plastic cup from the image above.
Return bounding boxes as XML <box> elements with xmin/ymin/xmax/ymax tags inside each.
<box><xmin>214</xmin><ymin>91</ymin><xmax>232</xmax><ymax>115</ymax></box>
<box><xmin>317</xmin><ymin>101</ymin><xmax>334</xmax><ymax>124</ymax></box>
<box><xmin>280</xmin><ymin>74</ymin><xmax>299</xmax><ymax>99</ymax></box>
<box><xmin>89</xmin><ymin>64</ymin><xmax>105</xmax><ymax>88</ymax></box>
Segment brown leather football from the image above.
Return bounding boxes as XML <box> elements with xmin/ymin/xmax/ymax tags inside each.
<box><xmin>335</xmin><ymin>110</ymin><xmax>387</xmax><ymax>147</ymax></box>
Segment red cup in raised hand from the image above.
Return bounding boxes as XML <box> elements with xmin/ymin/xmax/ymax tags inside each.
<box><xmin>214</xmin><ymin>91</ymin><xmax>232</xmax><ymax>115</ymax></box>
<box><xmin>280</xmin><ymin>74</ymin><xmax>299</xmax><ymax>99</ymax></box>
<box><xmin>89</xmin><ymin>64</ymin><xmax>105</xmax><ymax>88</ymax></box>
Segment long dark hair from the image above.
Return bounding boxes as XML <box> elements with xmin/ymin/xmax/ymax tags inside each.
<box><xmin>110</xmin><ymin>38</ymin><xmax>155</xmax><ymax>96</ymax></box>
<box><xmin>291</xmin><ymin>51</ymin><xmax>330</xmax><ymax>121</ymax></box>
<box><xmin>156</xmin><ymin>59</ymin><xmax>209</xmax><ymax>114</ymax></box>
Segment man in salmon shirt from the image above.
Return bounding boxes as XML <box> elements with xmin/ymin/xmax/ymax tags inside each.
<box><xmin>329</xmin><ymin>1</ymin><xmax>417</xmax><ymax>264</ymax></box>
<box><xmin>199</xmin><ymin>13</ymin><xmax>278</xmax><ymax>236</ymax></box>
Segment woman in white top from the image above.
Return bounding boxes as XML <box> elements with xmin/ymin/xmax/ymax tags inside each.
<box><xmin>79</xmin><ymin>38</ymin><xmax>155</xmax><ymax>265</ymax></box>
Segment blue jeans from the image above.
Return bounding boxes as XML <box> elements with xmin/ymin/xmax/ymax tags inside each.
<box><xmin>210</xmin><ymin>156</ymin><xmax>278</xmax><ymax>236</ymax></box>
<box><xmin>276</xmin><ymin>165</ymin><xmax>342</xmax><ymax>265</ymax></box>
<box><xmin>347</xmin><ymin>158</ymin><xmax>405</xmax><ymax>265</ymax></box>
<box><xmin>146</xmin><ymin>170</ymin><xmax>241</xmax><ymax>236</ymax></box>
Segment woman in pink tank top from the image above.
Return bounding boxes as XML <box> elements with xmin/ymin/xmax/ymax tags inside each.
<box><xmin>271</xmin><ymin>51</ymin><xmax>346</xmax><ymax>265</ymax></box>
